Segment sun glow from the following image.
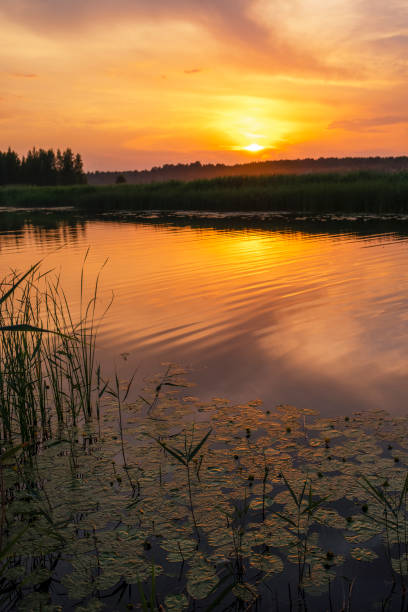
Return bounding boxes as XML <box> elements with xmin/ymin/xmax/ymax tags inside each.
<box><xmin>243</xmin><ymin>143</ymin><xmax>265</xmax><ymax>152</ymax></box>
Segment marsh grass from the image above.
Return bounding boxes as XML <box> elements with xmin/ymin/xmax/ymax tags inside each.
<box><xmin>2</xmin><ymin>171</ymin><xmax>408</xmax><ymax>214</ymax></box>
<box><xmin>153</xmin><ymin>427</ymin><xmax>212</xmax><ymax>542</ymax></box>
<box><xmin>274</xmin><ymin>474</ymin><xmax>327</xmax><ymax>610</ymax></box>
<box><xmin>360</xmin><ymin>473</ymin><xmax>408</xmax><ymax>608</ymax></box>
<box><xmin>0</xmin><ymin>261</ymin><xmax>105</xmax><ymax>446</ymax></box>
<box><xmin>137</xmin><ymin>564</ymin><xmax>158</xmax><ymax>612</ymax></box>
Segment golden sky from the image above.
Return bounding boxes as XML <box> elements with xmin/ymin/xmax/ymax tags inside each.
<box><xmin>0</xmin><ymin>0</ymin><xmax>407</xmax><ymax>170</ymax></box>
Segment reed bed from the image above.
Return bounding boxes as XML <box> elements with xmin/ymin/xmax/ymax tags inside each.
<box><xmin>1</xmin><ymin>170</ymin><xmax>408</xmax><ymax>214</ymax></box>
<box><xmin>0</xmin><ymin>261</ymin><xmax>103</xmax><ymax>446</ymax></box>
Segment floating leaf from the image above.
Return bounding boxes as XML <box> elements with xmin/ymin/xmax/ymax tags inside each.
<box><xmin>232</xmin><ymin>582</ymin><xmax>258</xmax><ymax>602</ymax></box>
<box><xmin>187</xmin><ymin>554</ymin><xmax>219</xmax><ymax>600</ymax></box>
<box><xmin>164</xmin><ymin>594</ymin><xmax>189</xmax><ymax>611</ymax></box>
<box><xmin>350</xmin><ymin>547</ymin><xmax>378</xmax><ymax>562</ymax></box>
<box><xmin>76</xmin><ymin>600</ymin><xmax>105</xmax><ymax>612</ymax></box>
<box><xmin>392</xmin><ymin>557</ymin><xmax>408</xmax><ymax>575</ymax></box>
<box><xmin>250</xmin><ymin>553</ymin><xmax>284</xmax><ymax>575</ymax></box>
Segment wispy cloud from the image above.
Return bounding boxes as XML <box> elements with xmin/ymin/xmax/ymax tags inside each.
<box><xmin>0</xmin><ymin>0</ymin><xmax>353</xmax><ymax>78</ymax></box>
<box><xmin>329</xmin><ymin>116</ymin><xmax>408</xmax><ymax>132</ymax></box>
<box><xmin>184</xmin><ymin>68</ymin><xmax>202</xmax><ymax>74</ymax></box>
<box><xmin>0</xmin><ymin>0</ymin><xmax>267</xmax><ymax>43</ymax></box>
<box><xmin>355</xmin><ymin>0</ymin><xmax>408</xmax><ymax>32</ymax></box>
<box><xmin>369</xmin><ymin>34</ymin><xmax>408</xmax><ymax>56</ymax></box>
<box><xmin>9</xmin><ymin>72</ymin><xmax>38</xmax><ymax>78</ymax></box>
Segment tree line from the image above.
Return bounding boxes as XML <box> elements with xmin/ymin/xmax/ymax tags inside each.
<box><xmin>0</xmin><ymin>148</ymin><xmax>86</xmax><ymax>186</ymax></box>
<box><xmin>88</xmin><ymin>156</ymin><xmax>408</xmax><ymax>185</ymax></box>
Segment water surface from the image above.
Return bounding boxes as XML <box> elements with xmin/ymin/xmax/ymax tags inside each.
<box><xmin>1</xmin><ymin>210</ymin><xmax>408</xmax><ymax>415</ymax></box>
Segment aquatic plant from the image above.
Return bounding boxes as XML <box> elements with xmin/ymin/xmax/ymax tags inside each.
<box><xmin>0</xmin><ymin>261</ymin><xmax>105</xmax><ymax>445</ymax></box>
<box><xmin>360</xmin><ymin>472</ymin><xmax>408</xmax><ymax>609</ymax></box>
<box><xmin>153</xmin><ymin>426</ymin><xmax>212</xmax><ymax>542</ymax></box>
<box><xmin>274</xmin><ymin>474</ymin><xmax>327</xmax><ymax>609</ymax></box>
<box><xmin>2</xmin><ymin>170</ymin><xmax>408</xmax><ymax>214</ymax></box>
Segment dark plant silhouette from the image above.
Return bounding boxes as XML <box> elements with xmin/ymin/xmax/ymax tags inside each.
<box><xmin>0</xmin><ymin>147</ymin><xmax>86</xmax><ymax>186</ymax></box>
<box><xmin>88</xmin><ymin>156</ymin><xmax>408</xmax><ymax>186</ymax></box>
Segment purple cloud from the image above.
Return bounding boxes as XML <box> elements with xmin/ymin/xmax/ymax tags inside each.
<box><xmin>0</xmin><ymin>0</ymin><xmax>267</xmax><ymax>45</ymax></box>
<box><xmin>370</xmin><ymin>34</ymin><xmax>408</xmax><ymax>56</ymax></box>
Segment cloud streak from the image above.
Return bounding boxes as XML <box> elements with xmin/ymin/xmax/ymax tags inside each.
<box><xmin>0</xmin><ymin>0</ymin><xmax>353</xmax><ymax>79</ymax></box>
<box><xmin>329</xmin><ymin>116</ymin><xmax>408</xmax><ymax>132</ymax></box>
<box><xmin>356</xmin><ymin>0</ymin><xmax>408</xmax><ymax>29</ymax></box>
<box><xmin>10</xmin><ymin>73</ymin><xmax>38</xmax><ymax>78</ymax></box>
<box><xmin>370</xmin><ymin>34</ymin><xmax>408</xmax><ymax>57</ymax></box>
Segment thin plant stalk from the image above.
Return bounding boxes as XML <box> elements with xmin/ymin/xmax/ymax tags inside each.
<box><xmin>152</xmin><ymin>427</ymin><xmax>212</xmax><ymax>542</ymax></box>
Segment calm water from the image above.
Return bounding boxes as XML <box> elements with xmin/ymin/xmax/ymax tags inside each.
<box><xmin>1</xmin><ymin>210</ymin><xmax>408</xmax><ymax>415</ymax></box>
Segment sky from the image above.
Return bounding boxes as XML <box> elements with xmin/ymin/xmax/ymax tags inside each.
<box><xmin>0</xmin><ymin>0</ymin><xmax>407</xmax><ymax>170</ymax></box>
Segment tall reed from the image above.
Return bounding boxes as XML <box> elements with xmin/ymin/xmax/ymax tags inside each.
<box><xmin>2</xmin><ymin>171</ymin><xmax>408</xmax><ymax>214</ymax></box>
<box><xmin>0</xmin><ymin>262</ymin><xmax>105</xmax><ymax>447</ymax></box>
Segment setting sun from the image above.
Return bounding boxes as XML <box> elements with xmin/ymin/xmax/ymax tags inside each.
<box><xmin>243</xmin><ymin>143</ymin><xmax>265</xmax><ymax>153</ymax></box>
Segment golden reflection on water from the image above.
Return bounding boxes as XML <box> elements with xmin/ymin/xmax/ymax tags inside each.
<box><xmin>1</xmin><ymin>217</ymin><xmax>408</xmax><ymax>414</ymax></box>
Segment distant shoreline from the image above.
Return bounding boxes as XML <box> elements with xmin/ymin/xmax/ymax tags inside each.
<box><xmin>87</xmin><ymin>156</ymin><xmax>408</xmax><ymax>185</ymax></box>
<box><xmin>1</xmin><ymin>171</ymin><xmax>408</xmax><ymax>214</ymax></box>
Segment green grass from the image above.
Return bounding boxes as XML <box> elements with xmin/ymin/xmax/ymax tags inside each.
<box><xmin>2</xmin><ymin>170</ymin><xmax>408</xmax><ymax>213</ymax></box>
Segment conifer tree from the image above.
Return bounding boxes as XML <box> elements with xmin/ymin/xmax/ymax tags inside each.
<box><xmin>0</xmin><ymin>147</ymin><xmax>86</xmax><ymax>185</ymax></box>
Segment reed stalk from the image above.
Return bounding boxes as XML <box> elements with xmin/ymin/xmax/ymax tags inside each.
<box><xmin>0</xmin><ymin>262</ymin><xmax>106</xmax><ymax>447</ymax></box>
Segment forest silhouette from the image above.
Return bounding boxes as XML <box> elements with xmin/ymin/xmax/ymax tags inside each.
<box><xmin>89</xmin><ymin>156</ymin><xmax>408</xmax><ymax>185</ymax></box>
<box><xmin>0</xmin><ymin>148</ymin><xmax>86</xmax><ymax>186</ymax></box>
<box><xmin>2</xmin><ymin>149</ymin><xmax>408</xmax><ymax>188</ymax></box>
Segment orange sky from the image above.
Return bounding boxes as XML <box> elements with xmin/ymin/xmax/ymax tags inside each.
<box><xmin>0</xmin><ymin>0</ymin><xmax>407</xmax><ymax>170</ymax></box>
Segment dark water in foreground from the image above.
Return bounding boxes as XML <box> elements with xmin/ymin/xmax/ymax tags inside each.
<box><xmin>1</xmin><ymin>209</ymin><xmax>408</xmax><ymax>415</ymax></box>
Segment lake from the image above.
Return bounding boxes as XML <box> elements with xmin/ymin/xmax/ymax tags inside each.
<box><xmin>1</xmin><ymin>208</ymin><xmax>408</xmax><ymax>416</ymax></box>
<box><xmin>3</xmin><ymin>208</ymin><xmax>408</xmax><ymax>611</ymax></box>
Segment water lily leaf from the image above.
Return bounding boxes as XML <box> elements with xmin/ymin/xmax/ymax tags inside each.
<box><xmin>250</xmin><ymin>553</ymin><xmax>284</xmax><ymax>575</ymax></box>
<box><xmin>22</xmin><ymin>567</ymin><xmax>52</xmax><ymax>587</ymax></box>
<box><xmin>392</xmin><ymin>557</ymin><xmax>408</xmax><ymax>575</ymax></box>
<box><xmin>187</xmin><ymin>554</ymin><xmax>219</xmax><ymax>600</ymax></box>
<box><xmin>302</xmin><ymin>564</ymin><xmax>334</xmax><ymax>596</ymax></box>
<box><xmin>76</xmin><ymin>599</ymin><xmax>105</xmax><ymax>612</ymax></box>
<box><xmin>232</xmin><ymin>582</ymin><xmax>258</xmax><ymax>602</ymax></box>
<box><xmin>16</xmin><ymin>591</ymin><xmax>54</xmax><ymax>611</ymax></box>
<box><xmin>350</xmin><ymin>547</ymin><xmax>378</xmax><ymax>562</ymax></box>
<box><xmin>4</xmin><ymin>565</ymin><xmax>26</xmax><ymax>581</ymax></box>
<box><xmin>164</xmin><ymin>593</ymin><xmax>189</xmax><ymax>611</ymax></box>
<box><xmin>161</xmin><ymin>537</ymin><xmax>197</xmax><ymax>563</ymax></box>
